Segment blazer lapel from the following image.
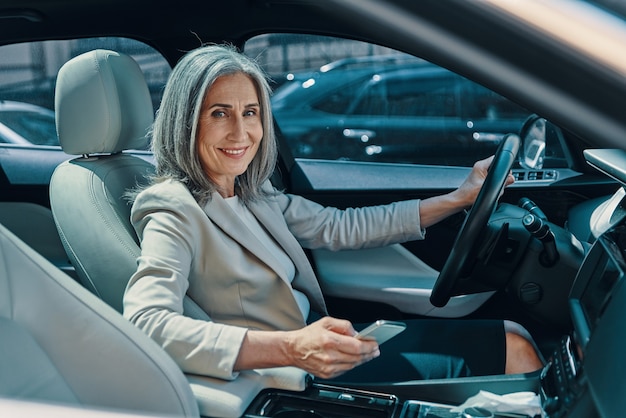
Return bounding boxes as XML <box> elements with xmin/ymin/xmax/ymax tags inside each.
<box><xmin>202</xmin><ymin>194</ymin><xmax>289</xmax><ymax>285</ymax></box>
<box><xmin>249</xmin><ymin>198</ymin><xmax>327</xmax><ymax>315</ymax></box>
<box><xmin>203</xmin><ymin>192</ymin><xmax>327</xmax><ymax>315</ymax></box>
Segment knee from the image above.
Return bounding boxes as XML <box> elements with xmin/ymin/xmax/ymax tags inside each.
<box><xmin>504</xmin><ymin>332</ymin><xmax>543</xmax><ymax>374</ymax></box>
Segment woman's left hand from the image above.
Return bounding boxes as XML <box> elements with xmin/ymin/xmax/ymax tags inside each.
<box><xmin>454</xmin><ymin>155</ymin><xmax>515</xmax><ymax>209</ymax></box>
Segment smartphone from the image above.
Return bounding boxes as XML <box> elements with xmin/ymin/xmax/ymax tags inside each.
<box><xmin>355</xmin><ymin>320</ymin><xmax>406</xmax><ymax>345</ymax></box>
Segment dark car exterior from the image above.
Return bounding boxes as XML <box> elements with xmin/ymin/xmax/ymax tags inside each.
<box><xmin>0</xmin><ymin>100</ymin><xmax>58</xmax><ymax>146</ymax></box>
<box><xmin>272</xmin><ymin>62</ymin><xmax>531</xmax><ymax>166</ymax></box>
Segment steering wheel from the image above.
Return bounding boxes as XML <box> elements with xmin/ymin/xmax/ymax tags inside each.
<box><xmin>430</xmin><ymin>134</ymin><xmax>521</xmax><ymax>308</ymax></box>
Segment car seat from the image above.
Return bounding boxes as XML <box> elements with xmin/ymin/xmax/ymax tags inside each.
<box><xmin>0</xmin><ymin>221</ymin><xmax>199</xmax><ymax>416</ymax></box>
<box><xmin>50</xmin><ymin>49</ymin><xmax>208</xmax><ymax>320</ymax></box>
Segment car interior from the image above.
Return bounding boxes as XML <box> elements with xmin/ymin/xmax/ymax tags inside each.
<box><xmin>0</xmin><ymin>1</ymin><xmax>625</xmax><ymax>418</ymax></box>
<box><xmin>50</xmin><ymin>49</ymin><xmax>156</xmax><ymax>312</ymax></box>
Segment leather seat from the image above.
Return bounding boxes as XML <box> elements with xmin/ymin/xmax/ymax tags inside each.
<box><xmin>50</xmin><ymin>49</ymin><xmax>155</xmax><ymax>313</ymax></box>
<box><xmin>0</xmin><ymin>222</ymin><xmax>199</xmax><ymax>416</ymax></box>
<box><xmin>51</xmin><ymin>49</ymin><xmax>209</xmax><ymax>320</ymax></box>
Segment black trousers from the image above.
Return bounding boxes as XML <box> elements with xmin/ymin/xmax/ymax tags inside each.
<box><xmin>321</xmin><ymin>318</ymin><xmax>506</xmax><ymax>383</ymax></box>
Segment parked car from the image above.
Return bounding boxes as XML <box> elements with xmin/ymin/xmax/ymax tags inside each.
<box><xmin>272</xmin><ymin>59</ymin><xmax>533</xmax><ymax>165</ymax></box>
<box><xmin>0</xmin><ymin>100</ymin><xmax>58</xmax><ymax>146</ymax></box>
<box><xmin>0</xmin><ymin>0</ymin><xmax>625</xmax><ymax>417</ymax></box>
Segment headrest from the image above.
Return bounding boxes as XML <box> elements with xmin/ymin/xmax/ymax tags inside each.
<box><xmin>55</xmin><ymin>49</ymin><xmax>154</xmax><ymax>155</ymax></box>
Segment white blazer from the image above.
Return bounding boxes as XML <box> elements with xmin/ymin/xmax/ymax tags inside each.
<box><xmin>123</xmin><ymin>179</ymin><xmax>425</xmax><ymax>380</ymax></box>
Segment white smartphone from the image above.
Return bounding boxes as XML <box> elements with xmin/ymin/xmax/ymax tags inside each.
<box><xmin>355</xmin><ymin>320</ymin><xmax>406</xmax><ymax>345</ymax></box>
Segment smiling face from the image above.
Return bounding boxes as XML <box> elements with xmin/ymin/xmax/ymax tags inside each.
<box><xmin>196</xmin><ymin>72</ymin><xmax>263</xmax><ymax>197</ymax></box>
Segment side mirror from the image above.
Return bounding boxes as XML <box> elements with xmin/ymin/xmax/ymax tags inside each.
<box><xmin>519</xmin><ymin>115</ymin><xmax>546</xmax><ymax>169</ymax></box>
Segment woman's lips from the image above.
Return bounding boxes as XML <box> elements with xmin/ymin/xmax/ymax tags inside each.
<box><xmin>220</xmin><ymin>147</ymin><xmax>247</xmax><ymax>158</ymax></box>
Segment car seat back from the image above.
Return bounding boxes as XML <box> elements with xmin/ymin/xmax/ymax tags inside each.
<box><xmin>0</xmin><ymin>222</ymin><xmax>199</xmax><ymax>416</ymax></box>
<box><xmin>50</xmin><ymin>50</ymin><xmax>209</xmax><ymax>321</ymax></box>
<box><xmin>50</xmin><ymin>49</ymin><xmax>153</xmax><ymax>312</ymax></box>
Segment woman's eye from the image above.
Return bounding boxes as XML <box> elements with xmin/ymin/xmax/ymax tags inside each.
<box><xmin>211</xmin><ymin>110</ymin><xmax>227</xmax><ymax>118</ymax></box>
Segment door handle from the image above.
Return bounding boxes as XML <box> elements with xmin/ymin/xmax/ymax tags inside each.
<box><xmin>472</xmin><ymin>132</ymin><xmax>505</xmax><ymax>142</ymax></box>
<box><xmin>343</xmin><ymin>129</ymin><xmax>376</xmax><ymax>142</ymax></box>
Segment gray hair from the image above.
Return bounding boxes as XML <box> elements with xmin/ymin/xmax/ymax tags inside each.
<box><xmin>150</xmin><ymin>43</ymin><xmax>277</xmax><ymax>204</ymax></box>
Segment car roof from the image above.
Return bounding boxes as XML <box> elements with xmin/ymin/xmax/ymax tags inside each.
<box><xmin>0</xmin><ymin>1</ymin><xmax>348</xmax><ymax>65</ymax></box>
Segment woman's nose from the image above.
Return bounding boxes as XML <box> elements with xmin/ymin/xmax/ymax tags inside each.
<box><xmin>228</xmin><ymin>116</ymin><xmax>247</xmax><ymax>141</ymax></box>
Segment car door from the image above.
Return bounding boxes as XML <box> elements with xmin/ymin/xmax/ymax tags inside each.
<box><xmin>250</xmin><ymin>33</ymin><xmax>621</xmax><ymax>323</ymax></box>
<box><xmin>272</xmin><ymin>69</ymin><xmax>388</xmax><ymax>162</ymax></box>
<box><xmin>353</xmin><ymin>68</ymin><xmax>467</xmax><ymax>166</ymax></box>
<box><xmin>364</xmin><ymin>70</ymin><xmax>539</xmax><ymax>168</ymax></box>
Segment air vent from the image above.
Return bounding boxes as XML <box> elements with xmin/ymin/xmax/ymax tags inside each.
<box><xmin>513</xmin><ymin>170</ymin><xmax>557</xmax><ymax>181</ymax></box>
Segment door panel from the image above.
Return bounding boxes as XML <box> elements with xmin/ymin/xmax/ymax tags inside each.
<box><xmin>285</xmin><ymin>158</ymin><xmax>618</xmax><ymax>320</ymax></box>
<box><xmin>313</xmin><ymin>243</ymin><xmax>494</xmax><ymax>318</ymax></box>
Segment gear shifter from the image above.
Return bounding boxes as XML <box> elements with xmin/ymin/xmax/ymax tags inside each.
<box><xmin>522</xmin><ymin>213</ymin><xmax>559</xmax><ymax>267</ymax></box>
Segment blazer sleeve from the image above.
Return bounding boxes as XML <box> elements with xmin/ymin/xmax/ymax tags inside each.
<box><xmin>269</xmin><ymin>185</ymin><xmax>427</xmax><ymax>250</ymax></box>
<box><xmin>123</xmin><ymin>181</ymin><xmax>247</xmax><ymax>380</ymax></box>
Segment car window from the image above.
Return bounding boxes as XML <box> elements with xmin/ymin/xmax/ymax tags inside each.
<box><xmin>312</xmin><ymin>79</ymin><xmax>364</xmax><ymax>115</ymax></box>
<box><xmin>245</xmin><ymin>33</ymin><xmax>564</xmax><ymax>168</ymax></box>
<box><xmin>463</xmin><ymin>83</ymin><xmax>530</xmax><ymax>120</ymax></box>
<box><xmin>0</xmin><ymin>37</ymin><xmax>170</xmax><ymax>149</ymax></box>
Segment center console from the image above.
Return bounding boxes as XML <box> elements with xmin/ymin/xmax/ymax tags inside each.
<box><xmin>243</xmin><ymin>381</ymin><xmax>539</xmax><ymax>418</ymax></box>
<box><xmin>240</xmin><ymin>334</ymin><xmax>588</xmax><ymax>418</ymax></box>
<box><xmin>244</xmin><ymin>384</ymin><xmax>399</xmax><ymax>418</ymax></box>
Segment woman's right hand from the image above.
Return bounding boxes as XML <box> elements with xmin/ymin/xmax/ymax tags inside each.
<box><xmin>283</xmin><ymin>316</ymin><xmax>380</xmax><ymax>379</ymax></box>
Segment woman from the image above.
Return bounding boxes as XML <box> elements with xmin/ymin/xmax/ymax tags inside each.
<box><xmin>123</xmin><ymin>44</ymin><xmax>542</xmax><ymax>382</ymax></box>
